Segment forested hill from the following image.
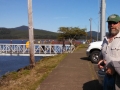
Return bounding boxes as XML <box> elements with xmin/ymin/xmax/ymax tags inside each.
<box><xmin>0</xmin><ymin>25</ymin><xmax>103</xmax><ymax>40</ymax></box>
<box><xmin>0</xmin><ymin>26</ymin><xmax>58</xmax><ymax>39</ymax></box>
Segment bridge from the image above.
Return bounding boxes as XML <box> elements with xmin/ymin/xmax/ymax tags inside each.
<box><xmin>0</xmin><ymin>44</ymin><xmax>75</xmax><ymax>56</ymax></box>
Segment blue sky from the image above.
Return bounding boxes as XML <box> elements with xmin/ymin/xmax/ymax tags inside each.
<box><xmin>0</xmin><ymin>0</ymin><xmax>120</xmax><ymax>32</ymax></box>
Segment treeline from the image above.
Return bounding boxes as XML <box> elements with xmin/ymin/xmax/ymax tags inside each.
<box><xmin>0</xmin><ymin>27</ymin><xmax>98</xmax><ymax>40</ymax></box>
<box><xmin>0</xmin><ymin>28</ymin><xmax>58</xmax><ymax>39</ymax></box>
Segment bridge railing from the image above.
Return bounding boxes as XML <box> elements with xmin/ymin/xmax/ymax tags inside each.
<box><xmin>0</xmin><ymin>44</ymin><xmax>75</xmax><ymax>56</ymax></box>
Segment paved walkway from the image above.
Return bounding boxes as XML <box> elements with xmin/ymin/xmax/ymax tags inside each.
<box><xmin>36</xmin><ymin>48</ymin><xmax>102</xmax><ymax>90</ymax></box>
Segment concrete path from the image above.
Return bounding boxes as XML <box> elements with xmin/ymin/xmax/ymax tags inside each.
<box><xmin>36</xmin><ymin>48</ymin><xmax>102</xmax><ymax>90</ymax></box>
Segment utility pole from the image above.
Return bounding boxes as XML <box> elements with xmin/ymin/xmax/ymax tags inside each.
<box><xmin>97</xmin><ymin>0</ymin><xmax>101</xmax><ymax>41</ymax></box>
<box><xmin>97</xmin><ymin>19</ymin><xmax>100</xmax><ymax>41</ymax></box>
<box><xmin>89</xmin><ymin>18</ymin><xmax>92</xmax><ymax>42</ymax></box>
<box><xmin>100</xmin><ymin>0</ymin><xmax>106</xmax><ymax>41</ymax></box>
<box><xmin>85</xmin><ymin>26</ymin><xmax>87</xmax><ymax>42</ymax></box>
<box><xmin>27</xmin><ymin>0</ymin><xmax>35</xmax><ymax>67</ymax></box>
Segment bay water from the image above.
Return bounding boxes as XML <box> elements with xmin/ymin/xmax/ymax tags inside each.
<box><xmin>0</xmin><ymin>40</ymin><xmax>42</xmax><ymax>77</ymax></box>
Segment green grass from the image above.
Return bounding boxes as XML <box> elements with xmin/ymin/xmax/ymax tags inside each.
<box><xmin>0</xmin><ymin>53</ymin><xmax>68</xmax><ymax>90</ymax></box>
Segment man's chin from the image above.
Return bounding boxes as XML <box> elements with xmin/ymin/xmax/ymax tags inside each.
<box><xmin>111</xmin><ymin>32</ymin><xmax>118</xmax><ymax>36</ymax></box>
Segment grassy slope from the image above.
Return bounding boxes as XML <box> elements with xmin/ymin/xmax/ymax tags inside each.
<box><xmin>0</xmin><ymin>54</ymin><xmax>68</xmax><ymax>90</ymax></box>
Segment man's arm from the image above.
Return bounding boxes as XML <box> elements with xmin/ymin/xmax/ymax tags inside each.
<box><xmin>110</xmin><ymin>61</ymin><xmax>120</xmax><ymax>75</ymax></box>
<box><xmin>98</xmin><ymin>52</ymin><xmax>105</xmax><ymax>69</ymax></box>
<box><xmin>106</xmin><ymin>63</ymin><xmax>115</xmax><ymax>75</ymax></box>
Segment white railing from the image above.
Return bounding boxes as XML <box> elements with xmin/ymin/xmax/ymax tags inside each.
<box><xmin>0</xmin><ymin>44</ymin><xmax>75</xmax><ymax>56</ymax></box>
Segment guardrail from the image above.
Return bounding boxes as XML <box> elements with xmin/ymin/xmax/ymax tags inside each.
<box><xmin>0</xmin><ymin>44</ymin><xmax>75</xmax><ymax>56</ymax></box>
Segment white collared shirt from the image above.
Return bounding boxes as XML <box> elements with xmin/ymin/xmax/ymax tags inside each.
<box><xmin>101</xmin><ymin>32</ymin><xmax>120</xmax><ymax>66</ymax></box>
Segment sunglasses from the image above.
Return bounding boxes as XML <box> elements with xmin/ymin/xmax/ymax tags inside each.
<box><xmin>108</xmin><ymin>22</ymin><xmax>119</xmax><ymax>25</ymax></box>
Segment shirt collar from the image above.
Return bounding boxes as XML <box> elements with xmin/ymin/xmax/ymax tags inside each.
<box><xmin>115</xmin><ymin>31</ymin><xmax>120</xmax><ymax>38</ymax></box>
<box><xmin>104</xmin><ymin>31</ymin><xmax>120</xmax><ymax>41</ymax></box>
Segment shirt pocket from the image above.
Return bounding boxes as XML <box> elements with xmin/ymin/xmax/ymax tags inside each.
<box><xmin>110</xmin><ymin>47</ymin><xmax>120</xmax><ymax>57</ymax></box>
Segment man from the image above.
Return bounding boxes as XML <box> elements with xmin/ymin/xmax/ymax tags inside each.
<box><xmin>98</xmin><ymin>14</ymin><xmax>120</xmax><ymax>90</ymax></box>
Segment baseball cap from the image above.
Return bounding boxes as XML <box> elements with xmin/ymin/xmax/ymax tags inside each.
<box><xmin>107</xmin><ymin>14</ymin><xmax>120</xmax><ymax>22</ymax></box>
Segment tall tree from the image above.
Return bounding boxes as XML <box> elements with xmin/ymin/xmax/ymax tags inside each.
<box><xmin>57</xmin><ymin>27</ymin><xmax>87</xmax><ymax>45</ymax></box>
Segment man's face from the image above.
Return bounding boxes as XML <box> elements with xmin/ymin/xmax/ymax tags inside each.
<box><xmin>108</xmin><ymin>21</ymin><xmax>120</xmax><ymax>36</ymax></box>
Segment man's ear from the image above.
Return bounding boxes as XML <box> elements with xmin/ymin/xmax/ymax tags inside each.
<box><xmin>119</xmin><ymin>22</ymin><xmax>120</xmax><ymax>25</ymax></box>
<box><xmin>118</xmin><ymin>22</ymin><xmax>120</xmax><ymax>30</ymax></box>
<box><xmin>118</xmin><ymin>22</ymin><xmax>120</xmax><ymax>26</ymax></box>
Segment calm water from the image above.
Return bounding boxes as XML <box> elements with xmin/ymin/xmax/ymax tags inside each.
<box><xmin>0</xmin><ymin>40</ymin><xmax>42</xmax><ymax>77</ymax></box>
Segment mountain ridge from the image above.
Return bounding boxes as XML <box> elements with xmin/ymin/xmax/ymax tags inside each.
<box><xmin>0</xmin><ymin>25</ymin><xmax>58</xmax><ymax>39</ymax></box>
<box><xmin>10</xmin><ymin>25</ymin><xmax>57</xmax><ymax>33</ymax></box>
<box><xmin>0</xmin><ymin>25</ymin><xmax>107</xmax><ymax>40</ymax></box>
